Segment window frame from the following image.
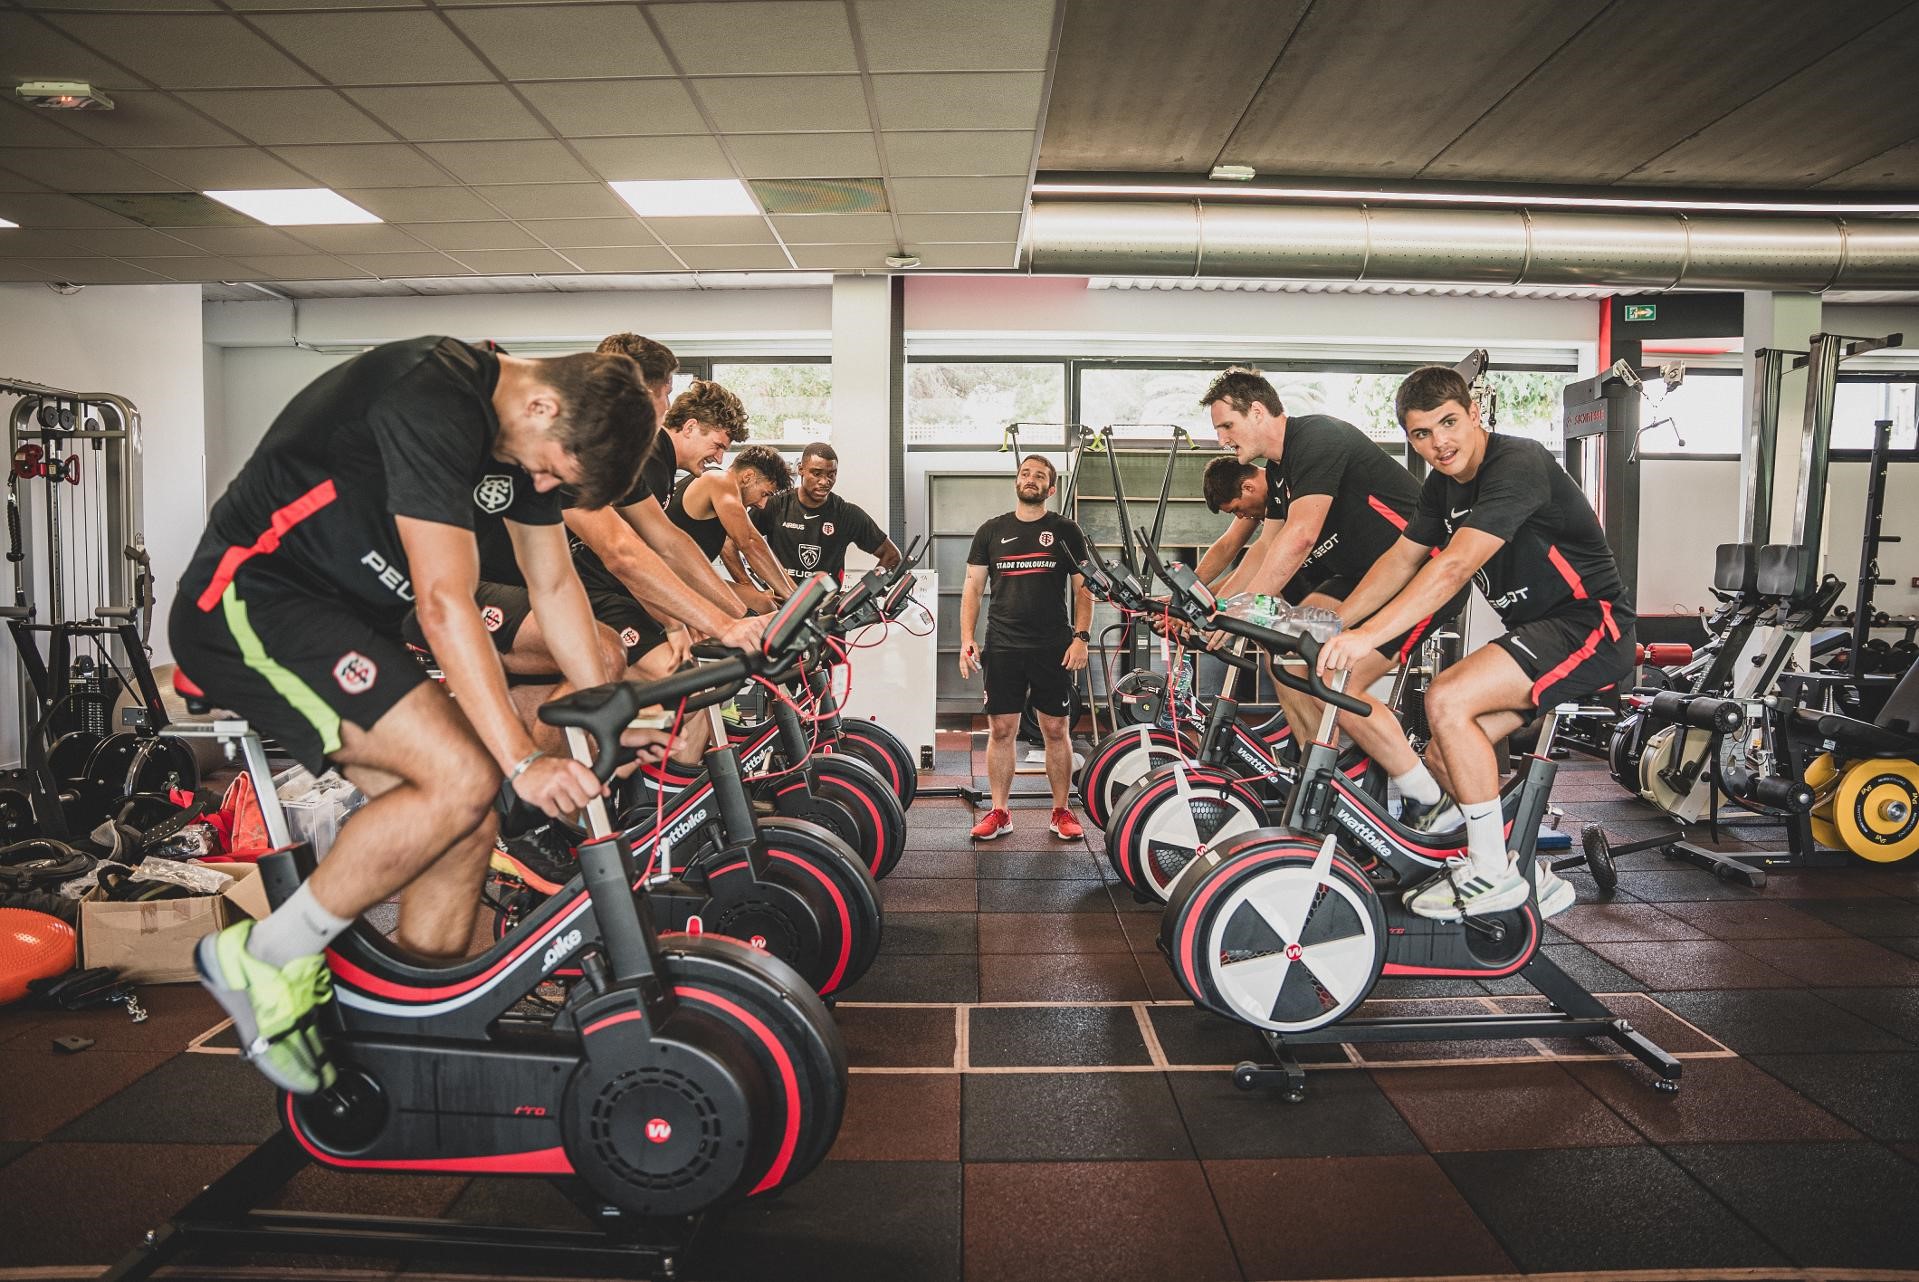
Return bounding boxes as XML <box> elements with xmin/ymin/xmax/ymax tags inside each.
<box><xmin>1831</xmin><ymin>371</ymin><xmax>1919</xmax><ymax>463</ymax></box>
<box><xmin>701</xmin><ymin>355</ymin><xmax>835</xmax><ymax>448</ymax></box>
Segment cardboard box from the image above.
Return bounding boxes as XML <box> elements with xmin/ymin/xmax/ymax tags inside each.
<box><xmin>80</xmin><ymin>863</ymin><xmax>267</xmax><ymax>984</ymax></box>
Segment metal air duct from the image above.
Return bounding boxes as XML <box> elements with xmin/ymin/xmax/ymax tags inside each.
<box><xmin>1023</xmin><ymin>200</ymin><xmax>1919</xmax><ymax>290</ymax></box>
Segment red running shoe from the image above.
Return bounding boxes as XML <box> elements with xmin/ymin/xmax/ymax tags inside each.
<box><xmin>1049</xmin><ymin>808</ymin><xmax>1084</xmax><ymax>840</ymax></box>
<box><xmin>970</xmin><ymin>808</ymin><xmax>1012</xmax><ymax>841</ymax></box>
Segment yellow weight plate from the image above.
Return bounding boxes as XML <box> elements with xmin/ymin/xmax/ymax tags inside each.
<box><xmin>1805</xmin><ymin>751</ymin><xmax>1842</xmax><ymax>847</ymax></box>
<box><xmin>1832</xmin><ymin>758</ymin><xmax>1919</xmax><ymax>863</ymax></box>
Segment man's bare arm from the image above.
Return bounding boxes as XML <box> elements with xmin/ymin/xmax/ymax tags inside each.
<box><xmin>1196</xmin><ymin>515</ymin><xmax>1259</xmax><ymax>586</ymax></box>
<box><xmin>625</xmin><ymin>498</ymin><xmax>749</xmax><ymax>617</ymax></box>
<box><xmin>564</xmin><ymin>505</ymin><xmax>737</xmax><ymax>637</ymax></box>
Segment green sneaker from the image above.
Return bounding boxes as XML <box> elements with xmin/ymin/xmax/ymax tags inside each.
<box><xmin>195</xmin><ymin>920</ymin><xmax>337</xmax><ymax>1095</ymax></box>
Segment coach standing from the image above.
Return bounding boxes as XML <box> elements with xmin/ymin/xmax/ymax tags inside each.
<box><xmin>958</xmin><ymin>455</ymin><xmax>1093</xmax><ymax>842</ymax></box>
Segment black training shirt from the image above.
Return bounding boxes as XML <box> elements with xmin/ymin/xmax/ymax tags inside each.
<box><xmin>667</xmin><ymin>473</ymin><xmax>729</xmax><ymax>561</ymax></box>
<box><xmin>1403</xmin><ymin>433</ymin><xmax>1629</xmax><ymax>626</ymax></box>
<box><xmin>967</xmin><ymin>511</ymin><xmax>1089</xmax><ymax>649</ymax></box>
<box><xmin>751</xmin><ymin>490</ymin><xmax>886</xmax><ymax>587</ymax></box>
<box><xmin>193</xmin><ymin>336</ymin><xmax>559</xmax><ymax>627</ymax></box>
<box><xmin>1262</xmin><ymin>413</ymin><xmax>1420</xmax><ymax>588</ymax></box>
<box><xmin>571</xmin><ymin>429</ymin><xmax>678</xmax><ymax>598</ymax></box>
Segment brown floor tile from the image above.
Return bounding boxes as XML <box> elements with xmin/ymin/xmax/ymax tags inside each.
<box><xmin>1139</xmin><ymin>953</ymin><xmax>1195</xmax><ymax>1002</ymax></box>
<box><xmin>272</xmin><ymin>1165</ymin><xmax>467</xmax><ymax>1216</ymax></box>
<box><xmin>878</xmin><ymin>877</ymin><xmax>978</xmax><ymax>913</ymax></box>
<box><xmin>978</xmin><ymin>952</ymin><xmax>1150</xmax><ymax>1002</ymax></box>
<box><xmin>1208</xmin><ymin>1154</ymin><xmax>1514</xmax><ymax>1278</ymax></box>
<box><xmin>0</xmin><ymin>983</ymin><xmax>225</xmax><ymax>1054</ymax></box>
<box><xmin>1658</xmin><ymin>899</ymin><xmax>1852</xmax><ymax>940</ymax></box>
<box><xmin>1519</xmin><ymin>991</ymin><xmax>1726</xmax><ymax>1056</ymax></box>
<box><xmin>0</xmin><ymin>1049</ymin><xmax>173</xmax><ymax>1141</ymax></box>
<box><xmin>1754</xmin><ymin>872</ymin><xmax>1895</xmax><ymax>899</ymax></box>
<box><xmin>906</xmin><ymin>827</ymin><xmax>989</xmax><ymax>852</ymax></box>
<box><xmin>964</xmin><ymin>1161</ymin><xmax>1239</xmax><ymax>1282</ymax></box>
<box><xmin>1118</xmin><ymin>911</ymin><xmax>1168</xmax><ymax>951</ymax></box>
<box><xmin>974</xmin><ymin>847</ymin><xmax>1105</xmax><ymax>880</ymax></box>
<box><xmin>1551</xmin><ymin>902</ymin><xmax>1708</xmax><ymax>943</ymax></box>
<box><xmin>1566</xmin><ymin>1056</ymin><xmax>1860</xmax><ymax>1144</ymax></box>
<box><xmin>910</xmin><ymin>806</ymin><xmax>991</xmax><ymax>828</ymax></box>
<box><xmin>834</xmin><ymin>1004</ymin><xmax>958</xmax><ymax>1068</ymax></box>
<box><xmin>890</xmin><ymin>847</ymin><xmax>980</xmax><ymax>877</ymax></box>
<box><xmin>831</xmin><ymin>1073</ymin><xmax>961</xmax><ymax>1161</ymax></box>
<box><xmin>1725</xmin><ymin>936</ymin><xmax>1919</xmax><ymax>987</ymax></box>
<box><xmin>1372</xmin><ymin>1063</ymin><xmax>1643</xmax><ymax>1152</ymax></box>
<box><xmin>1585</xmin><ymin>939</ymin><xmax>1798</xmax><ymax>990</ymax></box>
<box><xmin>978</xmin><ymin>912</ymin><xmax>1129</xmax><ymax>954</ymax></box>
<box><xmin>0</xmin><ymin>1141</ymin><xmax>255</xmax><ymax>1267</ymax></box>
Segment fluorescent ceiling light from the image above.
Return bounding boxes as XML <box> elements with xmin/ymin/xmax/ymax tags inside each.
<box><xmin>0</xmin><ymin>216</ymin><xmax>17</xmax><ymax>229</ymax></box>
<box><xmin>1030</xmin><ymin>181</ymin><xmax>1919</xmax><ymax>216</ymax></box>
<box><xmin>609</xmin><ymin>179</ymin><xmax>758</xmax><ymax>218</ymax></box>
<box><xmin>204</xmin><ymin>188</ymin><xmax>380</xmax><ymax>226</ymax></box>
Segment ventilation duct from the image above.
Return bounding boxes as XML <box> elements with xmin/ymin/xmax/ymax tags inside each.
<box><xmin>1023</xmin><ymin>201</ymin><xmax>1919</xmax><ymax>291</ymax></box>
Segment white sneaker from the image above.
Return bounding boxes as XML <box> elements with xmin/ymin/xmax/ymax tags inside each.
<box><xmin>1534</xmin><ymin>858</ymin><xmax>1575</xmax><ymax>919</ymax></box>
<box><xmin>1407</xmin><ymin>856</ymin><xmax>1530</xmax><ymax>920</ymax></box>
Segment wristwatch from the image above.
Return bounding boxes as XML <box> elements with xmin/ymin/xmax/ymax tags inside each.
<box><xmin>1072</xmin><ymin>629</ymin><xmax>1091</xmax><ymax>642</ymax></box>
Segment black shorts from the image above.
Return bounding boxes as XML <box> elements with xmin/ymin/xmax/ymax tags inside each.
<box><xmin>1494</xmin><ymin>600</ymin><xmax>1636</xmax><ymax>709</ymax></box>
<box><xmin>169</xmin><ymin>562</ymin><xmax>429</xmax><ymax>774</ymax></box>
<box><xmin>400</xmin><ymin>580</ymin><xmax>530</xmax><ymax>656</ymax></box>
<box><xmin>588</xmin><ymin>588</ymin><xmax>668</xmax><ymax>664</ymax></box>
<box><xmin>983</xmin><ymin>644</ymin><xmax>1075</xmax><ymax>718</ymax></box>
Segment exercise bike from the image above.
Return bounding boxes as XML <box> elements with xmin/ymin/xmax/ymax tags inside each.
<box><xmin>1138</xmin><ymin>548</ymin><xmax>1683</xmax><ymax>1101</ymax></box>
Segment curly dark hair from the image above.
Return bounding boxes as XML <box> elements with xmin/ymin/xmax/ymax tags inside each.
<box><xmin>536</xmin><ymin>351</ymin><xmax>653</xmax><ymax>509</ymax></box>
<box><xmin>665</xmin><ymin>379</ymin><xmax>749</xmax><ymax>443</ymax></box>
<box><xmin>731</xmin><ymin>443</ymin><xmax>792</xmax><ymax>490</ymax></box>
<box><xmin>1199</xmin><ymin>366</ymin><xmax>1283</xmax><ymax>417</ymax></box>
<box><xmin>1201</xmin><ymin>455</ymin><xmax>1258</xmax><ymax>514</ymax></box>
<box><xmin>594</xmin><ymin>332</ymin><xmax>678</xmax><ymax>391</ymax></box>
<box><xmin>1393</xmin><ymin>365</ymin><xmax>1475</xmax><ymax>427</ymax></box>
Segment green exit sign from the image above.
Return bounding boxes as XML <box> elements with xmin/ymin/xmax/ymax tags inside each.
<box><xmin>1624</xmin><ymin>304</ymin><xmax>1657</xmax><ymax>322</ymax></box>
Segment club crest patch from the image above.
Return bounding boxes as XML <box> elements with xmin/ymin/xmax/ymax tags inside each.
<box><xmin>620</xmin><ymin>627</ymin><xmax>641</xmax><ymax>648</ymax></box>
<box><xmin>333</xmin><ymin>651</ymin><xmax>378</xmax><ymax>694</ymax></box>
<box><xmin>1038</xmin><ymin>530</ymin><xmax>1054</xmax><ymax>547</ymax></box>
<box><xmin>473</xmin><ymin>474</ymin><xmax>515</xmax><ymax>514</ymax></box>
<box><xmin>480</xmin><ymin>605</ymin><xmax>506</xmax><ymax>632</ymax></box>
<box><xmin>799</xmin><ymin>544</ymin><xmax>822</xmax><ymax>570</ymax></box>
<box><xmin>822</xmin><ymin>522</ymin><xmax>835</xmax><ymax>536</ymax></box>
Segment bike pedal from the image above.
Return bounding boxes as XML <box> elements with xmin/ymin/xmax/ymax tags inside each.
<box><xmin>1459</xmin><ymin>914</ymin><xmax>1507</xmax><ymax>943</ymax></box>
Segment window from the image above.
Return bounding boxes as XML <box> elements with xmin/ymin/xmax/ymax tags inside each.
<box><xmin>1833</xmin><ymin>378</ymin><xmax>1918</xmax><ymax>452</ymax></box>
<box><xmin>1634</xmin><ymin>369</ymin><xmax>1744</xmax><ymax>457</ymax></box>
<box><xmin>1078</xmin><ymin>367</ymin><xmax>1218</xmax><ymax>438</ymax></box>
<box><xmin>907</xmin><ymin>361</ymin><xmax>1065</xmax><ymax>445</ymax></box>
<box><xmin>710</xmin><ymin>362</ymin><xmax>832</xmax><ymax>446</ymax></box>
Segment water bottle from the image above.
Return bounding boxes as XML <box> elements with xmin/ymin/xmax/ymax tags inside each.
<box><xmin>1215</xmin><ymin>592</ymin><xmax>1293</xmax><ymax>629</ymax></box>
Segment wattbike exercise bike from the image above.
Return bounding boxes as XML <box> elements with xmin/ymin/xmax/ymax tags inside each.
<box><xmin>105</xmin><ymin>583</ymin><xmax>851</xmax><ymax>1282</ymax></box>
<box><xmin>1138</xmin><ymin>547</ymin><xmax>1682</xmax><ymax>1102</ymax></box>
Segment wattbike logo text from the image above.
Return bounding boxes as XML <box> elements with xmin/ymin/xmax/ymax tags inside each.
<box><xmin>541</xmin><ymin>928</ymin><xmax>583</xmax><ymax>971</ymax></box>
<box><xmin>1334</xmin><ymin>805</ymin><xmax>1395</xmax><ymax>861</ymax></box>
<box><xmin>661</xmin><ymin>801</ymin><xmax>710</xmax><ymax>852</ymax></box>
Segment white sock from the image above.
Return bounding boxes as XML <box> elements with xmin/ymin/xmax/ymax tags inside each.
<box><xmin>246</xmin><ymin>882</ymin><xmax>353</xmax><ymax>968</ymax></box>
<box><xmin>1392</xmin><ymin>762</ymin><xmax>1443</xmax><ymax>806</ymax></box>
<box><xmin>1461</xmin><ymin>800</ymin><xmax>1509</xmax><ymax>881</ymax></box>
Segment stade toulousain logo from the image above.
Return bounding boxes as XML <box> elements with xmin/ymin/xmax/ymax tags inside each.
<box><xmin>333</xmin><ymin>651</ymin><xmax>378</xmax><ymax>694</ymax></box>
<box><xmin>481</xmin><ymin>606</ymin><xmax>505</xmax><ymax>632</ymax></box>
<box><xmin>1038</xmin><ymin>531</ymin><xmax>1054</xmax><ymax>547</ymax></box>
<box><xmin>620</xmin><ymin>627</ymin><xmax>642</xmax><ymax>648</ymax></box>
<box><xmin>473</xmin><ymin>475</ymin><xmax>515</xmax><ymax>514</ymax></box>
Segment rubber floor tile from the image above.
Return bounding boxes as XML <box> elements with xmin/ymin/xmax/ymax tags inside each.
<box><xmin>1437</xmin><ymin>1145</ymin><xmax>1786</xmax><ymax>1272</ymax></box>
<box><xmin>978</xmin><ymin>910</ymin><xmax>1130</xmax><ymax>954</ymax></box>
<box><xmin>974</xmin><ymin>847</ymin><xmax>1105</xmax><ymax>879</ymax></box>
<box><xmin>1667</xmin><ymin>1141</ymin><xmax>1919</xmax><ymax>1269</ymax></box>
<box><xmin>889</xmin><ymin>847</ymin><xmax>979</xmax><ymax>877</ymax></box>
<box><xmin>1106</xmin><ymin>879</ymin><xmax>1167</xmax><ymax>913</ymax></box>
<box><xmin>0</xmin><ymin>1142</ymin><xmax>24</xmax><ymax>1170</ymax></box>
<box><xmin>834</xmin><ymin>1003</ymin><xmax>958</xmax><ymax>1068</ymax></box>
<box><xmin>1726</xmin><ymin>935</ymin><xmax>1919</xmax><ymax>986</ymax></box>
<box><xmin>687</xmin><ymin>1160</ymin><xmax>961</xmax><ymax>1282</ymax></box>
<box><xmin>0</xmin><ymin>981</ymin><xmax>224</xmax><ymax>1053</ymax></box>
<box><xmin>984</xmin><ymin>827</ymin><xmax>1087</xmax><ymax>854</ymax></box>
<box><xmin>0</xmin><ymin>1141</ymin><xmax>256</xmax><ymax>1267</ymax></box>
<box><xmin>829</xmin><ymin>1073</ymin><xmax>960</xmax><ymax>1161</ymax></box>
<box><xmin>1146</xmin><ymin>1005</ymin><xmax>1280</xmax><ymax>1067</ymax></box>
<box><xmin>906</xmin><ymin>826</ymin><xmax>989</xmax><ymax>852</ymax></box>
<box><xmin>1747</xmin><ymin>1052</ymin><xmax>1919</xmax><ymax>1141</ymax></box>
<box><xmin>0</xmin><ymin>1048</ymin><xmax>171</xmax><ymax>1142</ymax></box>
<box><xmin>1653</xmin><ymin>988</ymin><xmax>1910</xmax><ymax>1054</ymax></box>
<box><xmin>1371</xmin><ymin>1062</ymin><xmax>1642</xmax><ymax>1152</ymax></box>
<box><xmin>1586</xmin><ymin>939</ymin><xmax>1797</xmax><ymax>989</ymax></box>
<box><xmin>962</xmin><ymin>1071</ymin><xmax>1193</xmax><ymax>1161</ymax></box>
<box><xmin>978</xmin><ymin>951</ymin><xmax>1150</xmax><ymax>1002</ymax></box>
<box><xmin>877</xmin><ymin>876</ymin><xmax>977</xmax><ymax>913</ymax></box>
<box><xmin>1657</xmin><ymin>899</ymin><xmax>1852</xmax><ymax>939</ymax></box>
<box><xmin>1875</xmin><ymin>935</ymin><xmax>1919</xmax><ymax>960</ymax></box>
<box><xmin>1614</xmin><ymin>869</ymin><xmax>1764</xmax><ymax>902</ymax></box>
<box><xmin>1170</xmin><ymin>1067</ymin><xmax>1421</xmax><ymax>1159</ymax></box>
<box><xmin>963</xmin><ymin>1161</ymin><xmax>1238</xmax><ymax>1282</ymax></box>
<box><xmin>969</xmin><ymin>1004</ymin><xmax>1152</xmax><ymax>1067</ymax></box>
<box><xmin>874</xmin><ymin>911</ymin><xmax>978</xmax><ymax>955</ymax></box>
<box><xmin>1788</xmin><ymin>897</ymin><xmax>1919</xmax><ymax>935</ymax></box>
<box><xmin>53</xmin><ymin>1050</ymin><xmax>278</xmax><ymax>1144</ymax></box>
<box><xmin>1550</xmin><ymin>901</ymin><xmax>1709</xmax><ymax>943</ymax></box>
<box><xmin>907</xmin><ymin>804</ymin><xmax>987</xmax><ymax>827</ymax></box>
<box><xmin>842</xmin><ymin>951</ymin><xmax>978</xmax><ymax>1003</ymax></box>
<box><xmin>1475</xmin><ymin>942</ymin><xmax>1642</xmax><ymax>995</ymax></box>
<box><xmin>1756</xmin><ymin>871</ymin><xmax>1895</xmax><ymax>899</ymax></box>
<box><xmin>1818</xmin><ymin>985</ymin><xmax>1919</xmax><ymax>1045</ymax></box>
<box><xmin>440</xmin><ymin>1174</ymin><xmax>592</xmax><ymax>1229</ymax></box>
<box><xmin>1566</xmin><ymin>1056</ymin><xmax>1859</xmax><ymax>1144</ymax></box>
<box><xmin>1117</xmin><ymin>909</ymin><xmax>1168</xmax><ymax>952</ymax></box>
<box><xmin>976</xmin><ymin>876</ymin><xmax>1112</xmax><ymax>913</ymax></box>
<box><xmin>1208</xmin><ymin>1154</ymin><xmax>1513</xmax><ymax>1278</ymax></box>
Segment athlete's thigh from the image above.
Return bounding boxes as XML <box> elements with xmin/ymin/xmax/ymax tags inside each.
<box><xmin>334</xmin><ymin>679</ymin><xmax>493</xmax><ymax>791</ymax></box>
<box><xmin>1425</xmin><ymin>642</ymin><xmax>1534</xmax><ymax>722</ymax></box>
<box><xmin>500</xmin><ymin>605</ymin><xmax>560</xmax><ymax>676</ymax></box>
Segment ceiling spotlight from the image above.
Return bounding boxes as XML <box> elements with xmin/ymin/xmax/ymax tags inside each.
<box><xmin>884</xmin><ymin>252</ymin><xmax>920</xmax><ymax>269</ymax></box>
<box><xmin>17</xmin><ymin>81</ymin><xmax>114</xmax><ymax>111</ymax></box>
<box><xmin>1209</xmin><ymin>164</ymin><xmax>1255</xmax><ymax>182</ymax></box>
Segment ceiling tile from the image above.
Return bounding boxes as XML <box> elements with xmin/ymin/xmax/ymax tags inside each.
<box><xmin>769</xmin><ymin>212</ymin><xmax>895</xmax><ymax>244</ymax></box>
<box><xmin>18</xmin><ymin>0</ymin><xmax>222</xmax><ymax>7</ymax></box>
<box><xmin>854</xmin><ymin>0</ymin><xmax>1055</xmax><ymax>72</ymax></box>
<box><xmin>0</xmin><ymin>192</ymin><xmax>140</xmax><ymax>228</ymax></box>
<box><xmin>0</xmin><ymin>167</ymin><xmax>51</xmax><ymax>193</ymax></box>
<box><xmin>0</xmin><ymin>102</ymin><xmax>91</xmax><ymax>149</ymax></box>
<box><xmin>121</xmin><ymin>255</ymin><xmax>258</xmax><ymax>282</ymax></box>
<box><xmin>398</xmin><ymin>220</ymin><xmax>543</xmax><ymax>251</ymax></box>
<box><xmin>248</xmin><ymin>11</ymin><xmax>493</xmax><ymax>85</ymax></box>
<box><xmin>64</xmin><ymin>227</ymin><xmax>201</xmax><ymax>256</ymax></box>
<box><xmin>344</xmin><ymin>86</ymin><xmax>551</xmax><ymax>143</ymax></box>
<box><xmin>228</xmin><ymin>253</ymin><xmax>368</xmax><ymax>279</ymax></box>
<box><xmin>227</xmin><ymin>0</ymin><xmax>428</xmax><ymax>8</ymax></box>
<box><xmin>895</xmin><ymin>212</ymin><xmax>1021</xmax><ymax>242</ymax></box>
<box><xmin>0</xmin><ymin>15</ymin><xmax>144</xmax><ymax>88</ymax></box>
<box><xmin>292</xmin><ymin>224</ymin><xmax>431</xmax><ymax>253</ymax></box>
<box><xmin>871</xmin><ymin>73</ymin><xmax>1046</xmax><ymax>132</ymax></box>
<box><xmin>271</xmin><ymin>143</ymin><xmax>454</xmax><ymax>187</ymax></box>
<box><xmin>650</xmin><ymin>2</ymin><xmax>856</xmax><ymax>74</ymax></box>
<box><xmin>673</xmin><ymin>245</ymin><xmax>792</xmax><ymax>270</ymax></box>
<box><xmin>882</xmin><ymin>131</ymin><xmax>1033</xmax><ymax>177</ymax></box>
<box><xmin>887</xmin><ymin>175</ymin><xmax>1028</xmax><ymax>212</ymax></box>
<box><xmin>340</xmin><ymin>185</ymin><xmax>499</xmax><ymax>222</ymax></box>
<box><xmin>55</xmin><ymin>91</ymin><xmax>245</xmax><ymax>147</ymax></box>
<box><xmin>124</xmin><ymin>146</ymin><xmax>313</xmax><ymax>189</ymax></box>
<box><xmin>517</xmin><ymin>80</ymin><xmax>705</xmax><ymax>139</ymax></box>
<box><xmin>0</xmin><ymin>229</ymin><xmax>93</xmax><ymax>256</ymax></box>
<box><xmin>165</xmin><ymin>225</ymin><xmax>312</xmax><ymax>255</ymax></box>
<box><xmin>1818</xmin><ymin>137</ymin><xmax>1919</xmax><ymax>190</ymax></box>
<box><xmin>474</xmin><ymin>182</ymin><xmax>633</xmax><ymax>218</ymax></box>
<box><xmin>559</xmin><ymin>246</ymin><xmax>684</xmax><ymax>273</ymax></box>
<box><xmin>787</xmin><ymin>244</ymin><xmax>896</xmax><ymax>270</ymax></box>
<box><xmin>573</xmin><ymin>134</ymin><xmax>732</xmax><ymax>181</ymax></box>
<box><xmin>0</xmin><ymin>261</ymin><xmax>53</xmax><ymax>283</ymax></box>
<box><xmin>647</xmin><ymin>215</ymin><xmax>775</xmax><ymax>247</ymax></box>
<box><xmin>521</xmin><ymin>216</ymin><xmax>658</xmax><ymax>247</ymax></box>
<box><xmin>339</xmin><ymin>250</ymin><xmax>466</xmax><ymax>277</ymax></box>
<box><xmin>49</xmin><ymin>14</ymin><xmax>318</xmax><ymax>88</ymax></box>
<box><xmin>448</xmin><ymin>247</ymin><xmax>577</xmax><ymax>274</ymax></box>
<box><xmin>0</xmin><ymin>147</ymin><xmax>184</xmax><ymax>192</ymax></box>
<box><xmin>910</xmin><ymin>242</ymin><xmax>1017</xmax><ymax>269</ymax></box>
<box><xmin>419</xmin><ymin>140</ymin><xmax>592</xmax><ymax>185</ymax></box>
<box><xmin>180</xmin><ymin>90</ymin><xmax>393</xmax><ymax>146</ymax></box>
<box><xmin>444</xmin><ymin>6</ymin><xmax>670</xmax><ymax>80</ymax></box>
<box><xmin>724</xmin><ymin>132</ymin><xmax>880</xmax><ymax>179</ymax></box>
<box><xmin>6</xmin><ymin>257</ymin><xmax>170</xmax><ymax>284</ymax></box>
<box><xmin>693</xmin><ymin>76</ymin><xmax>870</xmax><ymax>135</ymax></box>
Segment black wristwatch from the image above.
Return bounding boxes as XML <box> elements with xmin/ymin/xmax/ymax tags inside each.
<box><xmin>1071</xmin><ymin>629</ymin><xmax>1091</xmax><ymax>642</ymax></box>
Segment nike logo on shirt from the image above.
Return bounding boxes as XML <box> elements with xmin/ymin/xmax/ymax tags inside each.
<box><xmin>1000</xmin><ymin>536</ymin><xmax>1018</xmax><ymax>543</ymax></box>
<box><xmin>1451</xmin><ymin>507</ymin><xmax>1471</xmax><ymax>520</ymax></box>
